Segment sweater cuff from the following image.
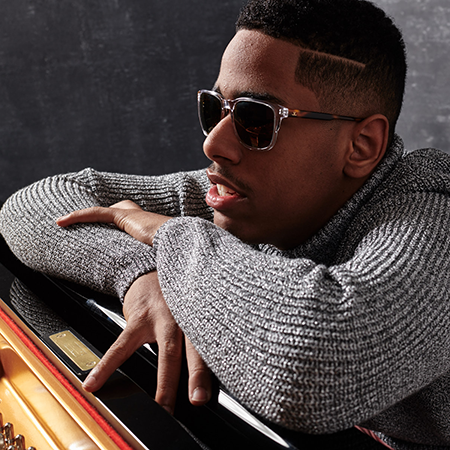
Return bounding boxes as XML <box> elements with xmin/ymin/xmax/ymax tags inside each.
<box><xmin>152</xmin><ymin>216</ymin><xmax>195</xmax><ymax>253</ymax></box>
<box><xmin>111</xmin><ymin>247</ymin><xmax>157</xmax><ymax>300</ymax></box>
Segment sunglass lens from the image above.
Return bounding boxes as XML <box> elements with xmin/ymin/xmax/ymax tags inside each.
<box><xmin>199</xmin><ymin>92</ymin><xmax>222</xmax><ymax>135</ymax></box>
<box><xmin>234</xmin><ymin>101</ymin><xmax>275</xmax><ymax>150</ymax></box>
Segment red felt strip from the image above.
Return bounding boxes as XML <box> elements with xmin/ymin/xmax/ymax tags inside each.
<box><xmin>0</xmin><ymin>306</ymin><xmax>133</xmax><ymax>450</ymax></box>
<box><xmin>355</xmin><ymin>426</ymin><xmax>395</xmax><ymax>450</ymax></box>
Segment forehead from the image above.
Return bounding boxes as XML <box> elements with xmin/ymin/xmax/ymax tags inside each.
<box><xmin>217</xmin><ymin>30</ymin><xmax>319</xmax><ymax>108</ymax></box>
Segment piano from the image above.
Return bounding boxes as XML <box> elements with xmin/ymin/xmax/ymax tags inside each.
<box><xmin>0</xmin><ymin>235</ymin><xmax>385</xmax><ymax>449</ymax></box>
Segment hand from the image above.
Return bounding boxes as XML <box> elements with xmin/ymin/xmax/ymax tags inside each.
<box><xmin>56</xmin><ymin>200</ymin><xmax>170</xmax><ymax>246</ymax></box>
<box><xmin>82</xmin><ymin>272</ymin><xmax>212</xmax><ymax>413</ymax></box>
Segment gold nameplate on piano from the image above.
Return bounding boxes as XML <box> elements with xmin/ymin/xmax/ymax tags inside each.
<box><xmin>49</xmin><ymin>330</ymin><xmax>100</xmax><ymax>371</ymax></box>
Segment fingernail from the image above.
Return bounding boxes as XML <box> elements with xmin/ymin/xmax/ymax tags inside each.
<box><xmin>56</xmin><ymin>215</ymin><xmax>68</xmax><ymax>224</ymax></box>
<box><xmin>192</xmin><ymin>387</ymin><xmax>208</xmax><ymax>403</ymax></box>
<box><xmin>82</xmin><ymin>374</ymin><xmax>97</xmax><ymax>391</ymax></box>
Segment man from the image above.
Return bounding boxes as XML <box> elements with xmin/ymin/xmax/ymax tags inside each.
<box><xmin>2</xmin><ymin>0</ymin><xmax>450</xmax><ymax>448</ymax></box>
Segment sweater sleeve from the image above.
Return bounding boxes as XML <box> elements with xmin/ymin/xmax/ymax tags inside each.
<box><xmin>0</xmin><ymin>168</ymin><xmax>211</xmax><ymax>298</ymax></box>
<box><xmin>153</xmin><ymin>190</ymin><xmax>450</xmax><ymax>435</ymax></box>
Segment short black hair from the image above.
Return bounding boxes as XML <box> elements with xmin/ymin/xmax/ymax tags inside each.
<box><xmin>236</xmin><ymin>0</ymin><xmax>407</xmax><ymax>144</ymax></box>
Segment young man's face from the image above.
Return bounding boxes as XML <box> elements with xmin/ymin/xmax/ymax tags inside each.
<box><xmin>203</xmin><ymin>30</ymin><xmax>356</xmax><ymax>249</ymax></box>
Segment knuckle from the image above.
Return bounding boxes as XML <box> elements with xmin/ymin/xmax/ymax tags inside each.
<box><xmin>109</xmin><ymin>338</ymin><xmax>134</xmax><ymax>361</ymax></box>
<box><xmin>116</xmin><ymin>215</ymin><xmax>128</xmax><ymax>229</ymax></box>
<box><xmin>116</xmin><ymin>199</ymin><xmax>138</xmax><ymax>209</ymax></box>
<box><xmin>189</xmin><ymin>365</ymin><xmax>210</xmax><ymax>379</ymax></box>
<box><xmin>160</xmin><ymin>338</ymin><xmax>182</xmax><ymax>360</ymax></box>
<box><xmin>156</xmin><ymin>378</ymin><xmax>177</xmax><ymax>395</ymax></box>
<box><xmin>129</xmin><ymin>309</ymin><xmax>153</xmax><ymax>330</ymax></box>
<box><xmin>187</xmin><ymin>351</ymin><xmax>209</xmax><ymax>372</ymax></box>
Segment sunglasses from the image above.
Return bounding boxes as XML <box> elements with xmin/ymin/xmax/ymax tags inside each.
<box><xmin>198</xmin><ymin>89</ymin><xmax>363</xmax><ymax>151</ymax></box>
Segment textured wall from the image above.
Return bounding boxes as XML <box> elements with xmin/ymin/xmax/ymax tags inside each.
<box><xmin>372</xmin><ymin>0</ymin><xmax>450</xmax><ymax>152</ymax></box>
<box><xmin>0</xmin><ymin>0</ymin><xmax>242</xmax><ymax>200</ymax></box>
<box><xmin>0</xmin><ymin>0</ymin><xmax>448</xmax><ymax>201</ymax></box>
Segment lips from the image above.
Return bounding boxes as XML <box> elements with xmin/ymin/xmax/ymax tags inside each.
<box><xmin>206</xmin><ymin>169</ymin><xmax>244</xmax><ymax>196</ymax></box>
<box><xmin>205</xmin><ymin>168</ymin><xmax>245</xmax><ymax>210</ymax></box>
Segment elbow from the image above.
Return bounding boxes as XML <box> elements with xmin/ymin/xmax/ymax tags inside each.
<box><xmin>252</xmin><ymin>370</ymin><xmax>362</xmax><ymax>434</ymax></box>
<box><xmin>217</xmin><ymin>351</ymin><xmax>365</xmax><ymax>435</ymax></box>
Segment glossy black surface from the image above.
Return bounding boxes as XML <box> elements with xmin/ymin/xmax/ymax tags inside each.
<box><xmin>0</xmin><ymin>236</ymin><xmax>386</xmax><ymax>449</ymax></box>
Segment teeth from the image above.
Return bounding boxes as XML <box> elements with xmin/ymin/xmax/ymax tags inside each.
<box><xmin>217</xmin><ymin>184</ymin><xmax>236</xmax><ymax>196</ymax></box>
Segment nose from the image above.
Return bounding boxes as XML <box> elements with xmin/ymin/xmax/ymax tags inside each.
<box><xmin>202</xmin><ymin>115</ymin><xmax>244</xmax><ymax>165</ymax></box>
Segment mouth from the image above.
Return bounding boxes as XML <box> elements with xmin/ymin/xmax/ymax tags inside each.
<box><xmin>206</xmin><ymin>169</ymin><xmax>244</xmax><ymax>197</ymax></box>
<box><xmin>205</xmin><ymin>168</ymin><xmax>246</xmax><ymax>210</ymax></box>
<box><xmin>217</xmin><ymin>183</ymin><xmax>238</xmax><ymax>197</ymax></box>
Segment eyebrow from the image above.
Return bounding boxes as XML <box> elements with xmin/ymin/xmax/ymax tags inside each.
<box><xmin>213</xmin><ymin>86</ymin><xmax>285</xmax><ymax>105</ymax></box>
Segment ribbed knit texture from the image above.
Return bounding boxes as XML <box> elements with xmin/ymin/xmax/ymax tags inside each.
<box><xmin>0</xmin><ymin>169</ymin><xmax>211</xmax><ymax>298</ymax></box>
<box><xmin>2</xmin><ymin>136</ymin><xmax>450</xmax><ymax>449</ymax></box>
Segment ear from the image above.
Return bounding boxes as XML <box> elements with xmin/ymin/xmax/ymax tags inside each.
<box><xmin>344</xmin><ymin>114</ymin><xmax>389</xmax><ymax>179</ymax></box>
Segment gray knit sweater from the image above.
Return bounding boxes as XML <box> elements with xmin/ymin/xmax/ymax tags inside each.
<box><xmin>2</xmin><ymin>136</ymin><xmax>450</xmax><ymax>449</ymax></box>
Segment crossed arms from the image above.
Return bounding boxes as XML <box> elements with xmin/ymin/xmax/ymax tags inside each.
<box><xmin>2</xmin><ymin>159</ymin><xmax>450</xmax><ymax>434</ymax></box>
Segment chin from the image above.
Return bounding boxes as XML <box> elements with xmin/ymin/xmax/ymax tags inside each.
<box><xmin>213</xmin><ymin>212</ymin><xmax>296</xmax><ymax>250</ymax></box>
<box><xmin>213</xmin><ymin>212</ymin><xmax>265</xmax><ymax>246</ymax></box>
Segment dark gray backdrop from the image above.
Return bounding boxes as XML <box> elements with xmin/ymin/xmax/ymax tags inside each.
<box><xmin>373</xmin><ymin>0</ymin><xmax>450</xmax><ymax>152</ymax></box>
<box><xmin>0</xmin><ymin>0</ymin><xmax>448</xmax><ymax>201</ymax></box>
<box><xmin>0</xmin><ymin>0</ymin><xmax>244</xmax><ymax>201</ymax></box>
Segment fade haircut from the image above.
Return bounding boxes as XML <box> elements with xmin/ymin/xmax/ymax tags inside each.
<box><xmin>236</xmin><ymin>0</ymin><xmax>407</xmax><ymax>144</ymax></box>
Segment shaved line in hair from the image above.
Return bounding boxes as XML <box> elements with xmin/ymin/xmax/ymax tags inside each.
<box><xmin>294</xmin><ymin>48</ymin><xmax>373</xmax><ymax>118</ymax></box>
<box><xmin>297</xmin><ymin>47</ymin><xmax>367</xmax><ymax>70</ymax></box>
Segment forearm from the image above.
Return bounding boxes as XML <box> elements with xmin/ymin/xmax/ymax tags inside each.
<box><xmin>0</xmin><ymin>167</ymin><xmax>211</xmax><ymax>297</ymax></box>
<box><xmin>153</xmin><ymin>202</ymin><xmax>450</xmax><ymax>434</ymax></box>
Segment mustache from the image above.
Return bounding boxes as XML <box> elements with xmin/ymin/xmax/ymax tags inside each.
<box><xmin>207</xmin><ymin>163</ymin><xmax>253</xmax><ymax>195</ymax></box>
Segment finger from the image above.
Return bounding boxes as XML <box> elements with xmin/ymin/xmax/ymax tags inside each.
<box><xmin>82</xmin><ymin>327</ymin><xmax>145</xmax><ymax>392</ymax></box>
<box><xmin>56</xmin><ymin>206</ymin><xmax>118</xmax><ymax>227</ymax></box>
<box><xmin>154</xmin><ymin>326</ymin><xmax>184</xmax><ymax>414</ymax></box>
<box><xmin>185</xmin><ymin>338</ymin><xmax>211</xmax><ymax>406</ymax></box>
<box><xmin>56</xmin><ymin>206</ymin><xmax>169</xmax><ymax>246</ymax></box>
